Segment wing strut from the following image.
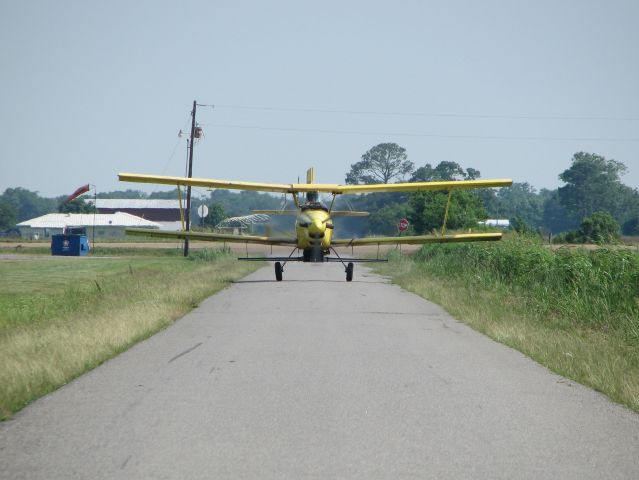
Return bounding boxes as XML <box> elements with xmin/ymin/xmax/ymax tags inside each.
<box><xmin>328</xmin><ymin>194</ymin><xmax>337</xmax><ymax>213</ymax></box>
<box><xmin>441</xmin><ymin>190</ymin><xmax>453</xmax><ymax>236</ymax></box>
<box><xmin>177</xmin><ymin>186</ymin><xmax>185</xmax><ymax>231</ymax></box>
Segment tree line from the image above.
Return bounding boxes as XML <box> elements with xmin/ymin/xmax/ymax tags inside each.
<box><xmin>1</xmin><ymin>144</ymin><xmax>638</xmax><ymax>240</ymax></box>
<box><xmin>337</xmin><ymin>144</ymin><xmax>639</xmax><ymax>239</ymax></box>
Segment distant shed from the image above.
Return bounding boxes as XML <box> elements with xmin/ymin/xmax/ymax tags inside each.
<box><xmin>17</xmin><ymin>212</ymin><xmax>160</xmax><ymax>240</ymax></box>
<box><xmin>479</xmin><ymin>219</ymin><xmax>510</xmax><ymax>228</ymax></box>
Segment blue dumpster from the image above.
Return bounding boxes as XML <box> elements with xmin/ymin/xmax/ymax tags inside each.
<box><xmin>51</xmin><ymin>234</ymin><xmax>90</xmax><ymax>256</ymax></box>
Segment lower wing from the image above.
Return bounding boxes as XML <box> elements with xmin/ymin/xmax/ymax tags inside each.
<box><xmin>125</xmin><ymin>228</ymin><xmax>297</xmax><ymax>246</ymax></box>
<box><xmin>331</xmin><ymin>232</ymin><xmax>502</xmax><ymax>246</ymax></box>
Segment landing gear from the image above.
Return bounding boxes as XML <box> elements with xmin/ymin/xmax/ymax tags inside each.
<box><xmin>275</xmin><ymin>262</ymin><xmax>283</xmax><ymax>281</ymax></box>
<box><xmin>303</xmin><ymin>246</ymin><xmax>324</xmax><ymax>262</ymax></box>
<box><xmin>346</xmin><ymin>262</ymin><xmax>354</xmax><ymax>282</ymax></box>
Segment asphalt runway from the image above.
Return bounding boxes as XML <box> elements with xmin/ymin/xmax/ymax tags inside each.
<box><xmin>1</xmin><ymin>263</ymin><xmax>638</xmax><ymax>479</ymax></box>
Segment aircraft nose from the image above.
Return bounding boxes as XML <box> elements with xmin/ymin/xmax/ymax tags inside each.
<box><xmin>308</xmin><ymin>220</ymin><xmax>325</xmax><ymax>238</ymax></box>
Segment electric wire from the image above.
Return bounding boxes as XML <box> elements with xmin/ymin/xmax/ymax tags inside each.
<box><xmin>202</xmin><ymin>123</ymin><xmax>639</xmax><ymax>142</ymax></box>
<box><xmin>161</xmin><ymin>114</ymin><xmax>192</xmax><ymax>175</ymax></box>
<box><xmin>214</xmin><ymin>104</ymin><xmax>639</xmax><ymax>122</ymax></box>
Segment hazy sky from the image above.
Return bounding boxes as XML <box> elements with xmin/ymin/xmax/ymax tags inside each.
<box><xmin>2</xmin><ymin>0</ymin><xmax>638</xmax><ymax>198</ymax></box>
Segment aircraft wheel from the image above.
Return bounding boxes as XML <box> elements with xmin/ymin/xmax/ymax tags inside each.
<box><xmin>275</xmin><ymin>262</ymin><xmax>283</xmax><ymax>281</ymax></box>
<box><xmin>346</xmin><ymin>262</ymin><xmax>354</xmax><ymax>282</ymax></box>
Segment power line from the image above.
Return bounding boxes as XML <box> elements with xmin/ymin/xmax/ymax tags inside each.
<box><xmin>214</xmin><ymin>104</ymin><xmax>639</xmax><ymax>122</ymax></box>
<box><xmin>203</xmin><ymin>123</ymin><xmax>639</xmax><ymax>142</ymax></box>
<box><xmin>160</xmin><ymin>114</ymin><xmax>192</xmax><ymax>175</ymax></box>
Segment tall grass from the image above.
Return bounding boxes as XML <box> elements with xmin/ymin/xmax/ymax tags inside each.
<box><xmin>414</xmin><ymin>236</ymin><xmax>639</xmax><ymax>342</ymax></box>
<box><xmin>0</xmin><ymin>249</ymin><xmax>260</xmax><ymax>420</ymax></box>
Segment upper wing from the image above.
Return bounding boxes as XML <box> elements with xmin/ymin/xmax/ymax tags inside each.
<box><xmin>125</xmin><ymin>228</ymin><xmax>297</xmax><ymax>246</ymax></box>
<box><xmin>118</xmin><ymin>173</ymin><xmax>512</xmax><ymax>194</ymax></box>
<box><xmin>118</xmin><ymin>173</ymin><xmax>294</xmax><ymax>193</ymax></box>
<box><xmin>331</xmin><ymin>232</ymin><xmax>503</xmax><ymax>246</ymax></box>
<box><xmin>324</xmin><ymin>179</ymin><xmax>512</xmax><ymax>194</ymax></box>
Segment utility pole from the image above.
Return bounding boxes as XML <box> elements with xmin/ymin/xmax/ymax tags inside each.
<box><xmin>184</xmin><ymin>100</ymin><xmax>196</xmax><ymax>257</ymax></box>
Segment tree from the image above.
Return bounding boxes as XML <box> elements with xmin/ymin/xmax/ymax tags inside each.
<box><xmin>410</xmin><ymin>161</ymin><xmax>478</xmax><ymax>182</ymax></box>
<box><xmin>346</xmin><ymin>143</ymin><xmax>414</xmax><ymax>184</ymax></box>
<box><xmin>149</xmin><ymin>189</ymin><xmax>181</xmax><ymax>199</ymax></box>
<box><xmin>407</xmin><ymin>161</ymin><xmax>487</xmax><ymax>233</ymax></box>
<box><xmin>58</xmin><ymin>198</ymin><xmax>93</xmax><ymax>213</ymax></box>
<box><xmin>408</xmin><ymin>189</ymin><xmax>486</xmax><ymax>234</ymax></box>
<box><xmin>541</xmin><ymin>189</ymin><xmax>578</xmax><ymax>234</ymax></box>
<box><xmin>558</xmin><ymin>152</ymin><xmax>627</xmax><ymax>222</ymax></box>
<box><xmin>465</xmin><ymin>168</ymin><xmax>481</xmax><ymax>180</ymax></box>
<box><xmin>490</xmin><ymin>183</ymin><xmax>544</xmax><ymax>228</ymax></box>
<box><xmin>614</xmin><ymin>185</ymin><xmax>639</xmax><ymax>227</ymax></box>
<box><xmin>578</xmin><ymin>211</ymin><xmax>620</xmax><ymax>243</ymax></box>
<box><xmin>622</xmin><ymin>217</ymin><xmax>639</xmax><ymax>236</ymax></box>
<box><xmin>202</xmin><ymin>202</ymin><xmax>226</xmax><ymax>227</ymax></box>
<box><xmin>207</xmin><ymin>189</ymin><xmax>281</xmax><ymax>217</ymax></box>
<box><xmin>1</xmin><ymin>187</ymin><xmax>57</xmax><ymax>222</ymax></box>
<box><xmin>96</xmin><ymin>189</ymin><xmax>147</xmax><ymax>199</ymax></box>
<box><xmin>367</xmin><ymin>203</ymin><xmax>411</xmax><ymax>236</ymax></box>
<box><xmin>510</xmin><ymin>216</ymin><xmax>534</xmax><ymax>235</ymax></box>
<box><xmin>410</xmin><ymin>164</ymin><xmax>434</xmax><ymax>182</ymax></box>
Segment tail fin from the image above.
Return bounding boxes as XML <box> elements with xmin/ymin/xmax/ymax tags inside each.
<box><xmin>306</xmin><ymin>167</ymin><xmax>315</xmax><ymax>184</ymax></box>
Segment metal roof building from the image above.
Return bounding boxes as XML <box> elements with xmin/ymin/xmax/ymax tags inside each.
<box><xmin>89</xmin><ymin>199</ymin><xmax>182</xmax><ymax>230</ymax></box>
<box><xmin>17</xmin><ymin>212</ymin><xmax>161</xmax><ymax>240</ymax></box>
<box><xmin>90</xmin><ymin>199</ymin><xmax>180</xmax><ymax>210</ymax></box>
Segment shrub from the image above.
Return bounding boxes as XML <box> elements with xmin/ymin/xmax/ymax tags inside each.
<box><xmin>579</xmin><ymin>211</ymin><xmax>620</xmax><ymax>243</ymax></box>
<box><xmin>552</xmin><ymin>212</ymin><xmax>620</xmax><ymax>244</ymax></box>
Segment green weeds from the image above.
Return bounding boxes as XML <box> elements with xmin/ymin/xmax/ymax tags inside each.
<box><xmin>413</xmin><ymin>236</ymin><xmax>639</xmax><ymax>341</ymax></box>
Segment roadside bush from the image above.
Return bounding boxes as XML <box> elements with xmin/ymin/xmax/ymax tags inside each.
<box><xmin>579</xmin><ymin>211</ymin><xmax>620</xmax><ymax>243</ymax></box>
<box><xmin>553</xmin><ymin>211</ymin><xmax>620</xmax><ymax>244</ymax></box>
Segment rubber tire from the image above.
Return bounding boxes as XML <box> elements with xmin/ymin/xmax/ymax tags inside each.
<box><xmin>346</xmin><ymin>262</ymin><xmax>354</xmax><ymax>282</ymax></box>
<box><xmin>275</xmin><ymin>262</ymin><xmax>283</xmax><ymax>281</ymax></box>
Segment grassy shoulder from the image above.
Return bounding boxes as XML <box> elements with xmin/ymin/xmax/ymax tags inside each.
<box><xmin>373</xmin><ymin>237</ymin><xmax>639</xmax><ymax>413</ymax></box>
<box><xmin>0</xmin><ymin>249</ymin><xmax>261</xmax><ymax>420</ymax></box>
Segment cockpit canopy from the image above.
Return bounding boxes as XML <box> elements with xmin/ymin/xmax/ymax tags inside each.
<box><xmin>301</xmin><ymin>191</ymin><xmax>328</xmax><ymax>211</ymax></box>
<box><xmin>300</xmin><ymin>202</ymin><xmax>328</xmax><ymax>213</ymax></box>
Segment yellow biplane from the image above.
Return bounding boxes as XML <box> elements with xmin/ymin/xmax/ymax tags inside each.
<box><xmin>118</xmin><ymin>168</ymin><xmax>512</xmax><ymax>281</ymax></box>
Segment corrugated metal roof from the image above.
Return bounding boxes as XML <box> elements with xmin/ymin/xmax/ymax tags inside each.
<box><xmin>17</xmin><ymin>212</ymin><xmax>161</xmax><ymax>228</ymax></box>
<box><xmin>90</xmin><ymin>199</ymin><xmax>180</xmax><ymax>209</ymax></box>
<box><xmin>216</xmin><ymin>214</ymin><xmax>271</xmax><ymax>228</ymax></box>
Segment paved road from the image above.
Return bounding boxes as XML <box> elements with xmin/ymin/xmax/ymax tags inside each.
<box><xmin>1</xmin><ymin>263</ymin><xmax>638</xmax><ymax>479</ymax></box>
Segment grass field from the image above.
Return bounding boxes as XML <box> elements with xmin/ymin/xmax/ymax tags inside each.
<box><xmin>0</xmin><ymin>249</ymin><xmax>261</xmax><ymax>420</ymax></box>
<box><xmin>374</xmin><ymin>236</ymin><xmax>639</xmax><ymax>412</ymax></box>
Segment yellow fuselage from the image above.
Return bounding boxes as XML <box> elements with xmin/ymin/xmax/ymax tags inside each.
<box><xmin>296</xmin><ymin>208</ymin><xmax>333</xmax><ymax>252</ymax></box>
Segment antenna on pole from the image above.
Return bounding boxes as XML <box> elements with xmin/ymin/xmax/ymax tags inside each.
<box><xmin>184</xmin><ymin>100</ymin><xmax>197</xmax><ymax>257</ymax></box>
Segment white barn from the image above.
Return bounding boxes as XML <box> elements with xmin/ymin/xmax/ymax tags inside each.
<box><xmin>17</xmin><ymin>212</ymin><xmax>161</xmax><ymax>240</ymax></box>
